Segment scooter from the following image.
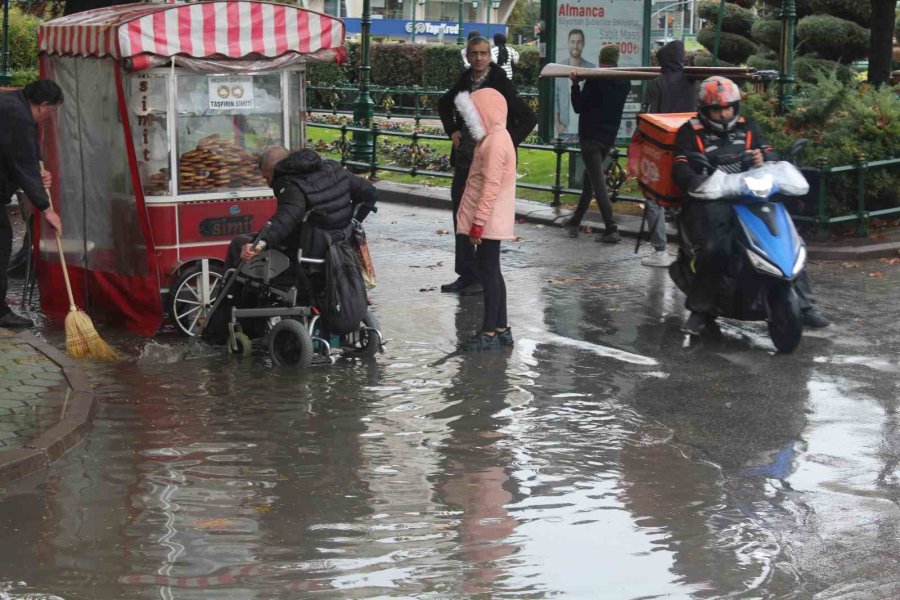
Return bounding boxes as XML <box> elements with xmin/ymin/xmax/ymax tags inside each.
<box><xmin>669</xmin><ymin>144</ymin><xmax>811</xmax><ymax>353</ymax></box>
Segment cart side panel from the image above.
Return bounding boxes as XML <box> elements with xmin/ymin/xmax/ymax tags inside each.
<box><xmin>36</xmin><ymin>55</ymin><xmax>164</xmax><ymax>335</ymax></box>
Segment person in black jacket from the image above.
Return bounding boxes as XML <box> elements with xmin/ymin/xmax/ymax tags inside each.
<box><xmin>0</xmin><ymin>80</ymin><xmax>64</xmax><ymax>328</ymax></box>
<box><xmin>672</xmin><ymin>76</ymin><xmax>830</xmax><ymax>334</ymax></box>
<box><xmin>228</xmin><ymin>146</ymin><xmax>377</xmax><ymax>267</ymax></box>
<box><xmin>564</xmin><ymin>45</ymin><xmax>630</xmax><ymax>242</ymax></box>
<box><xmin>640</xmin><ymin>41</ymin><xmax>697</xmax><ymax>268</ymax></box>
<box><xmin>437</xmin><ymin>36</ymin><xmax>537</xmax><ymax>295</ymax></box>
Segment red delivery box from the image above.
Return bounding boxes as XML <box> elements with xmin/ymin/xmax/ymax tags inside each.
<box><xmin>629</xmin><ymin>112</ymin><xmax>696</xmax><ymax>207</ymax></box>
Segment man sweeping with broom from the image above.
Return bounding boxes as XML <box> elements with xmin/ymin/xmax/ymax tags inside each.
<box><xmin>0</xmin><ymin>80</ymin><xmax>63</xmax><ymax>329</ymax></box>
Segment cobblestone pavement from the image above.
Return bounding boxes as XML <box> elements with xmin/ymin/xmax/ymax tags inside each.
<box><xmin>0</xmin><ymin>330</ymin><xmax>70</xmax><ymax>453</ymax></box>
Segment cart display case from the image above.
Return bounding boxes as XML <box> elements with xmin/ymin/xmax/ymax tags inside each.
<box><xmin>35</xmin><ymin>1</ymin><xmax>344</xmax><ymax>335</ymax></box>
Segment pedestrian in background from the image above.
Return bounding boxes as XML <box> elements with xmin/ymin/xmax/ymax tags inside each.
<box><xmin>438</xmin><ymin>36</ymin><xmax>536</xmax><ymax>296</ymax></box>
<box><xmin>454</xmin><ymin>88</ymin><xmax>517</xmax><ymax>351</ymax></box>
<box><xmin>0</xmin><ymin>79</ymin><xmax>64</xmax><ymax>329</ymax></box>
<box><xmin>640</xmin><ymin>40</ymin><xmax>696</xmax><ymax>267</ymax></box>
<box><xmin>564</xmin><ymin>44</ymin><xmax>629</xmax><ymax>243</ymax></box>
<box><xmin>491</xmin><ymin>32</ymin><xmax>519</xmax><ymax>81</ymax></box>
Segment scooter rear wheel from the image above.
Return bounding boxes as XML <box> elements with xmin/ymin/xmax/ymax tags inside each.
<box><xmin>268</xmin><ymin>319</ymin><xmax>313</xmax><ymax>367</ymax></box>
<box><xmin>768</xmin><ymin>282</ymin><xmax>802</xmax><ymax>354</ymax></box>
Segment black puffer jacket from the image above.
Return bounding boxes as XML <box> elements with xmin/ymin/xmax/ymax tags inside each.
<box><xmin>265</xmin><ymin>149</ymin><xmax>377</xmax><ymax>257</ymax></box>
<box><xmin>0</xmin><ymin>90</ymin><xmax>50</xmax><ymax>209</ymax></box>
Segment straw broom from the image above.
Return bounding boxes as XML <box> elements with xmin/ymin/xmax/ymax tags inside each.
<box><xmin>41</xmin><ymin>162</ymin><xmax>118</xmax><ymax>360</ymax></box>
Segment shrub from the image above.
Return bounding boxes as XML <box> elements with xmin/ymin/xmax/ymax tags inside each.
<box><xmin>794</xmin><ymin>56</ymin><xmax>855</xmax><ymax>84</ymax></box>
<box><xmin>747</xmin><ymin>54</ymin><xmax>779</xmax><ymax>71</ymax></box>
<box><xmin>11</xmin><ymin>70</ymin><xmax>39</xmax><ymax>87</ymax></box>
<box><xmin>370</xmin><ymin>43</ymin><xmax>423</xmax><ymax>87</ymax></box>
<box><xmin>796</xmin><ymin>15</ymin><xmax>869</xmax><ymax>63</ymax></box>
<box><xmin>743</xmin><ymin>73</ymin><xmax>900</xmax><ymax>217</ymax></box>
<box><xmin>697</xmin><ymin>1</ymin><xmax>755</xmax><ymax>37</ymax></box>
<box><xmin>511</xmin><ymin>45</ymin><xmax>540</xmax><ymax>90</ymax></box>
<box><xmin>422</xmin><ymin>44</ymin><xmax>465</xmax><ymax>89</ymax></box>
<box><xmin>751</xmin><ymin>18</ymin><xmax>782</xmax><ymax>53</ymax></box>
<box><xmin>809</xmin><ymin>0</ymin><xmax>870</xmax><ymax>28</ymax></box>
<box><xmin>697</xmin><ymin>27</ymin><xmax>758</xmax><ymax>64</ymax></box>
<box><xmin>758</xmin><ymin>0</ymin><xmax>814</xmax><ymax>19</ymax></box>
<box><xmin>7</xmin><ymin>7</ymin><xmax>41</xmax><ymax>72</ymax></box>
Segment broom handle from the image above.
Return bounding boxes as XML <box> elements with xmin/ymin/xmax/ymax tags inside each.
<box><xmin>39</xmin><ymin>161</ymin><xmax>78</xmax><ymax>311</ymax></box>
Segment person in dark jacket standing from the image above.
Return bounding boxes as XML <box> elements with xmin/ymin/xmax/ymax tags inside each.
<box><xmin>640</xmin><ymin>40</ymin><xmax>697</xmax><ymax>267</ymax></box>
<box><xmin>229</xmin><ymin>146</ymin><xmax>377</xmax><ymax>267</ymax></box>
<box><xmin>438</xmin><ymin>36</ymin><xmax>536</xmax><ymax>295</ymax></box>
<box><xmin>0</xmin><ymin>79</ymin><xmax>64</xmax><ymax>328</ymax></box>
<box><xmin>564</xmin><ymin>45</ymin><xmax>630</xmax><ymax>242</ymax></box>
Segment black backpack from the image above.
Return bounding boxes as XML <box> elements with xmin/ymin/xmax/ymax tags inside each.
<box><xmin>321</xmin><ymin>235</ymin><xmax>368</xmax><ymax>335</ymax></box>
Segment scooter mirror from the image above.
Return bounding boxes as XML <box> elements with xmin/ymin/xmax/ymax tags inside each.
<box><xmin>787</xmin><ymin>139</ymin><xmax>808</xmax><ymax>163</ymax></box>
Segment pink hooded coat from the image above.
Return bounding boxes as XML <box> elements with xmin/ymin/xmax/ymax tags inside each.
<box><xmin>454</xmin><ymin>88</ymin><xmax>517</xmax><ymax>241</ymax></box>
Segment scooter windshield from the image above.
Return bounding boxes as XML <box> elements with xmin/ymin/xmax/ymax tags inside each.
<box><xmin>690</xmin><ymin>161</ymin><xmax>810</xmax><ymax>201</ymax></box>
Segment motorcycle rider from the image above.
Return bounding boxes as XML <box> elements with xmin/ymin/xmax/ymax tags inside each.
<box><xmin>672</xmin><ymin>76</ymin><xmax>830</xmax><ymax>334</ymax></box>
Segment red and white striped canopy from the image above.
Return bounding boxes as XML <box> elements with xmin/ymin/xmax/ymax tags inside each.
<box><xmin>39</xmin><ymin>1</ymin><xmax>345</xmax><ymax>60</ymax></box>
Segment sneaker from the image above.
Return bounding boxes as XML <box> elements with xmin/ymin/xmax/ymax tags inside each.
<box><xmin>802</xmin><ymin>308</ymin><xmax>831</xmax><ymax>328</ymax></box>
<box><xmin>496</xmin><ymin>327</ymin><xmax>514</xmax><ymax>347</ymax></box>
<box><xmin>641</xmin><ymin>250</ymin><xmax>674</xmax><ymax>268</ymax></box>
<box><xmin>681</xmin><ymin>312</ymin><xmax>708</xmax><ymax>335</ymax></box>
<box><xmin>459</xmin><ymin>332</ymin><xmax>502</xmax><ymax>351</ymax></box>
<box><xmin>564</xmin><ymin>221</ymin><xmax>580</xmax><ymax>237</ymax></box>
<box><xmin>440</xmin><ymin>278</ymin><xmax>470</xmax><ymax>293</ymax></box>
<box><xmin>459</xmin><ymin>282</ymin><xmax>484</xmax><ymax>296</ymax></box>
<box><xmin>596</xmin><ymin>230</ymin><xmax>621</xmax><ymax>244</ymax></box>
<box><xmin>0</xmin><ymin>310</ymin><xmax>34</xmax><ymax>328</ymax></box>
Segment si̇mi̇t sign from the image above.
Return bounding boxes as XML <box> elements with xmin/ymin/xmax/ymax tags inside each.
<box><xmin>209</xmin><ymin>76</ymin><xmax>255</xmax><ymax>110</ymax></box>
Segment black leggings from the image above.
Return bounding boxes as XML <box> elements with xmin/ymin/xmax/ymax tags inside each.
<box><xmin>475</xmin><ymin>239</ymin><xmax>507</xmax><ymax>332</ymax></box>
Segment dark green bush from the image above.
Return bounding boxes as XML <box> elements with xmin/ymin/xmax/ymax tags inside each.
<box><xmin>422</xmin><ymin>44</ymin><xmax>465</xmax><ymax>89</ymax></box>
<box><xmin>747</xmin><ymin>54</ymin><xmax>779</xmax><ymax>71</ymax></box>
<box><xmin>751</xmin><ymin>18</ymin><xmax>782</xmax><ymax>53</ymax></box>
<box><xmin>794</xmin><ymin>56</ymin><xmax>855</xmax><ymax>84</ymax></box>
<box><xmin>11</xmin><ymin>70</ymin><xmax>39</xmax><ymax>87</ymax></box>
<box><xmin>7</xmin><ymin>7</ymin><xmax>40</xmax><ymax>72</ymax></box>
<box><xmin>729</xmin><ymin>0</ymin><xmax>756</xmax><ymax>9</ymax></box>
<box><xmin>511</xmin><ymin>46</ymin><xmax>540</xmax><ymax>90</ymax></box>
<box><xmin>797</xmin><ymin>15</ymin><xmax>869</xmax><ymax>63</ymax></box>
<box><xmin>697</xmin><ymin>1</ymin><xmax>755</xmax><ymax>37</ymax></box>
<box><xmin>697</xmin><ymin>27</ymin><xmax>758</xmax><ymax>64</ymax></box>
<box><xmin>809</xmin><ymin>0</ymin><xmax>870</xmax><ymax>28</ymax></box>
<box><xmin>758</xmin><ymin>0</ymin><xmax>814</xmax><ymax>19</ymax></box>
<box><xmin>370</xmin><ymin>43</ymin><xmax>423</xmax><ymax>87</ymax></box>
<box><xmin>743</xmin><ymin>73</ymin><xmax>900</xmax><ymax>216</ymax></box>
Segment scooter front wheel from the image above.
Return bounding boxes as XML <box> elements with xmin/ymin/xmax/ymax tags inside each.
<box><xmin>768</xmin><ymin>282</ymin><xmax>802</xmax><ymax>354</ymax></box>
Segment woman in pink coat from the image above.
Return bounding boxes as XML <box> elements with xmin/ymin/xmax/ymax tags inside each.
<box><xmin>454</xmin><ymin>87</ymin><xmax>517</xmax><ymax>351</ymax></box>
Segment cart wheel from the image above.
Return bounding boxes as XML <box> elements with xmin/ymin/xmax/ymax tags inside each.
<box><xmin>345</xmin><ymin>311</ymin><xmax>382</xmax><ymax>359</ymax></box>
<box><xmin>268</xmin><ymin>319</ymin><xmax>313</xmax><ymax>367</ymax></box>
<box><xmin>227</xmin><ymin>331</ymin><xmax>253</xmax><ymax>357</ymax></box>
<box><xmin>169</xmin><ymin>263</ymin><xmax>225</xmax><ymax>337</ymax></box>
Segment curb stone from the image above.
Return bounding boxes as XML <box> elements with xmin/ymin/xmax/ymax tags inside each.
<box><xmin>373</xmin><ymin>180</ymin><xmax>900</xmax><ymax>261</ymax></box>
<box><xmin>0</xmin><ymin>331</ymin><xmax>96</xmax><ymax>488</ymax></box>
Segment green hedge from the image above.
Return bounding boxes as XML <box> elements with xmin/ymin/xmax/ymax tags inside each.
<box><xmin>809</xmin><ymin>0</ymin><xmax>870</xmax><ymax>28</ymax></box>
<box><xmin>751</xmin><ymin>18</ymin><xmax>782</xmax><ymax>53</ymax></box>
<box><xmin>747</xmin><ymin>54</ymin><xmax>779</xmax><ymax>71</ymax></box>
<box><xmin>422</xmin><ymin>44</ymin><xmax>465</xmax><ymax>89</ymax></box>
<box><xmin>512</xmin><ymin>47</ymin><xmax>540</xmax><ymax>90</ymax></box>
<box><xmin>7</xmin><ymin>7</ymin><xmax>41</xmax><ymax>72</ymax></box>
<box><xmin>697</xmin><ymin>27</ymin><xmax>758</xmax><ymax>64</ymax></box>
<box><xmin>697</xmin><ymin>1</ymin><xmax>755</xmax><ymax>37</ymax></box>
<box><xmin>371</xmin><ymin>43</ymin><xmax>423</xmax><ymax>87</ymax></box>
<box><xmin>743</xmin><ymin>73</ymin><xmax>900</xmax><ymax>217</ymax></box>
<box><xmin>794</xmin><ymin>56</ymin><xmax>855</xmax><ymax>83</ymax></box>
<box><xmin>796</xmin><ymin>15</ymin><xmax>869</xmax><ymax>63</ymax></box>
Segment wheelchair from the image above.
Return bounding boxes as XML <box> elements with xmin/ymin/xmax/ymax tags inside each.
<box><xmin>200</xmin><ymin>223</ymin><xmax>384</xmax><ymax>367</ymax></box>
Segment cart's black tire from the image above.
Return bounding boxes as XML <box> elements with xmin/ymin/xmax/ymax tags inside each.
<box><xmin>768</xmin><ymin>282</ymin><xmax>802</xmax><ymax>354</ymax></box>
<box><xmin>168</xmin><ymin>263</ymin><xmax>225</xmax><ymax>337</ymax></box>
<box><xmin>268</xmin><ymin>319</ymin><xmax>313</xmax><ymax>367</ymax></box>
<box><xmin>227</xmin><ymin>331</ymin><xmax>253</xmax><ymax>357</ymax></box>
<box><xmin>346</xmin><ymin>311</ymin><xmax>381</xmax><ymax>359</ymax></box>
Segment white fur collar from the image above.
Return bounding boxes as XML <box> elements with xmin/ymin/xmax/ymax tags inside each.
<box><xmin>454</xmin><ymin>91</ymin><xmax>486</xmax><ymax>142</ymax></box>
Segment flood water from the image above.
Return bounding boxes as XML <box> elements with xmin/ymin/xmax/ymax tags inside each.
<box><xmin>2</xmin><ymin>203</ymin><xmax>899</xmax><ymax>599</ymax></box>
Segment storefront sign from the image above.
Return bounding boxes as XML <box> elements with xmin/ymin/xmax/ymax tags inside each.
<box><xmin>208</xmin><ymin>76</ymin><xmax>255</xmax><ymax>110</ymax></box>
<box><xmin>342</xmin><ymin>18</ymin><xmax>504</xmax><ymax>39</ymax></box>
<box><xmin>553</xmin><ymin>0</ymin><xmax>648</xmax><ymax>143</ymax></box>
<box><xmin>199</xmin><ymin>216</ymin><xmax>254</xmax><ymax>237</ymax></box>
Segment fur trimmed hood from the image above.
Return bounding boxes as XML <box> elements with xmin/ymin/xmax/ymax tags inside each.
<box><xmin>453</xmin><ymin>88</ymin><xmax>508</xmax><ymax>143</ymax></box>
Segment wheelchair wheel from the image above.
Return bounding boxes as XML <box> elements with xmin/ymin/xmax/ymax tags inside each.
<box><xmin>345</xmin><ymin>312</ymin><xmax>381</xmax><ymax>359</ymax></box>
<box><xmin>268</xmin><ymin>319</ymin><xmax>313</xmax><ymax>367</ymax></box>
<box><xmin>227</xmin><ymin>331</ymin><xmax>253</xmax><ymax>357</ymax></box>
<box><xmin>169</xmin><ymin>263</ymin><xmax>225</xmax><ymax>337</ymax></box>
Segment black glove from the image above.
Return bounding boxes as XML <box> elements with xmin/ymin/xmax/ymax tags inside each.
<box><xmin>355</xmin><ymin>205</ymin><xmax>376</xmax><ymax>222</ymax></box>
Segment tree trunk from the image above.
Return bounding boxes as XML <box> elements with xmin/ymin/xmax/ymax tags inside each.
<box><xmin>868</xmin><ymin>0</ymin><xmax>897</xmax><ymax>87</ymax></box>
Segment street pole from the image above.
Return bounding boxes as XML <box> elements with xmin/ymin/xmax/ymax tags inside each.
<box><xmin>458</xmin><ymin>0</ymin><xmax>465</xmax><ymax>45</ymax></box>
<box><xmin>1</xmin><ymin>0</ymin><xmax>11</xmax><ymax>86</ymax></box>
<box><xmin>486</xmin><ymin>2</ymin><xmax>490</xmax><ymax>40</ymax></box>
<box><xmin>712</xmin><ymin>0</ymin><xmax>725</xmax><ymax>66</ymax></box>
<box><xmin>351</xmin><ymin>0</ymin><xmax>375</xmax><ymax>162</ymax></box>
<box><xmin>778</xmin><ymin>0</ymin><xmax>797</xmax><ymax>113</ymax></box>
<box><xmin>411</xmin><ymin>0</ymin><xmax>416</xmax><ymax>43</ymax></box>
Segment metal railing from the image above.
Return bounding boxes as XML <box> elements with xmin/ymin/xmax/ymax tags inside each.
<box><xmin>307</xmin><ymin>118</ymin><xmax>639</xmax><ymax>206</ymax></box>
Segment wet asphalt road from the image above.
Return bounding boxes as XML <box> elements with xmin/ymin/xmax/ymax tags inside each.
<box><xmin>1</xmin><ymin>202</ymin><xmax>899</xmax><ymax>599</ymax></box>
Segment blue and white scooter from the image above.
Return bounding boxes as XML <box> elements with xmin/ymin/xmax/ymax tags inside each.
<box><xmin>669</xmin><ymin>145</ymin><xmax>811</xmax><ymax>353</ymax></box>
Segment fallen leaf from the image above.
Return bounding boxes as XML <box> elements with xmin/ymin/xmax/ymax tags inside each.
<box><xmin>879</xmin><ymin>257</ymin><xmax>900</xmax><ymax>265</ymax></box>
<box><xmin>841</xmin><ymin>262</ymin><xmax>862</xmax><ymax>269</ymax></box>
<box><xmin>435</xmin><ymin>229</ymin><xmax>449</xmax><ymax>235</ymax></box>
<box><xmin>193</xmin><ymin>518</ymin><xmax>236</xmax><ymax>530</ymax></box>
<box><xmin>868</xmin><ymin>271</ymin><xmax>885</xmax><ymax>278</ymax></box>
<box><xmin>547</xmin><ymin>277</ymin><xmax>587</xmax><ymax>284</ymax></box>
<box><xmin>585</xmin><ymin>283</ymin><xmax>621</xmax><ymax>290</ymax></box>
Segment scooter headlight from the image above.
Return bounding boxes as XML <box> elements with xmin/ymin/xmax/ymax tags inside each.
<box><xmin>792</xmin><ymin>245</ymin><xmax>807</xmax><ymax>277</ymax></box>
<box><xmin>746</xmin><ymin>248</ymin><xmax>783</xmax><ymax>277</ymax></box>
<box><xmin>743</xmin><ymin>172</ymin><xmax>775</xmax><ymax>198</ymax></box>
